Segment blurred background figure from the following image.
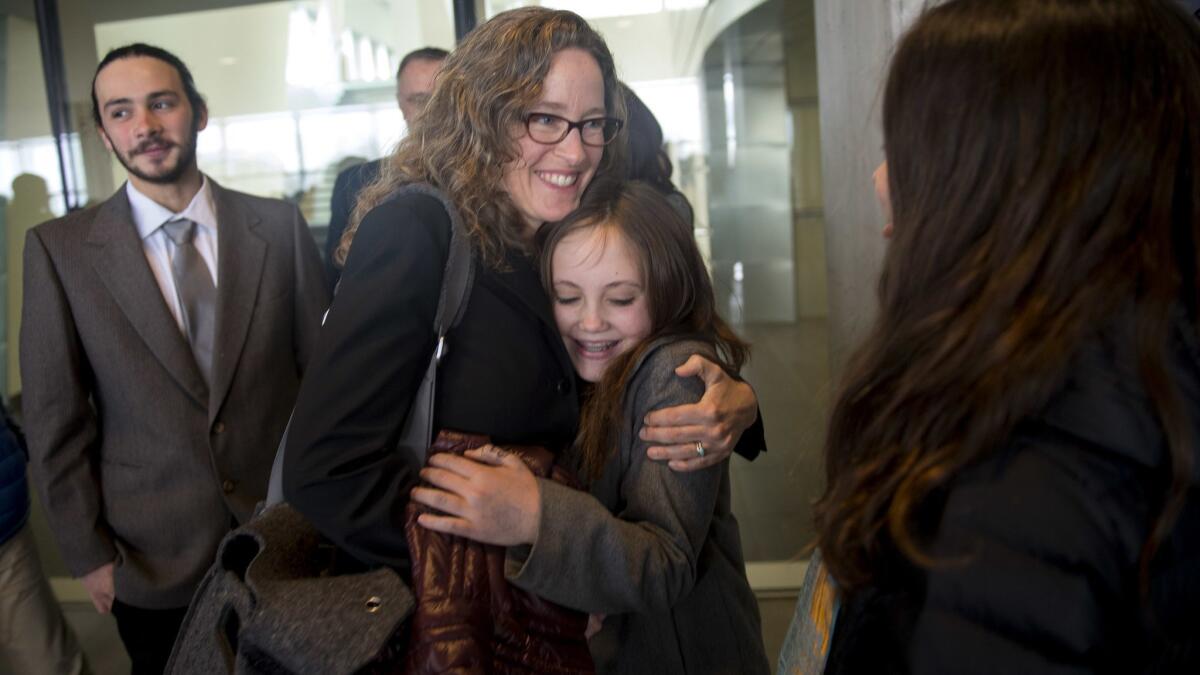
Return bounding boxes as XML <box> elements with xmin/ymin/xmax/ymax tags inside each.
<box><xmin>5</xmin><ymin>174</ymin><xmax>55</xmax><ymax>396</ymax></box>
<box><xmin>325</xmin><ymin>47</ymin><xmax>449</xmax><ymax>288</ymax></box>
<box><xmin>8</xmin><ymin>174</ymin><xmax>53</xmax><ymax>228</ymax></box>
<box><xmin>620</xmin><ymin>83</ymin><xmax>693</xmax><ymax>225</ymax></box>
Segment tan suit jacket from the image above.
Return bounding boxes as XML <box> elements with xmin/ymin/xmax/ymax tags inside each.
<box><xmin>20</xmin><ymin>180</ymin><xmax>328</xmax><ymax>608</ymax></box>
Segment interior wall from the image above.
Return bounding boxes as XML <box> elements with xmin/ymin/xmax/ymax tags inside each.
<box><xmin>58</xmin><ymin>0</ymin><xmax>114</xmax><ymax>207</ymax></box>
<box><xmin>488</xmin><ymin>0</ymin><xmax>774</xmax><ymax>84</ymax></box>
<box><xmin>414</xmin><ymin>0</ymin><xmax>456</xmax><ymax>51</ymax></box>
<box><xmin>811</xmin><ymin>0</ymin><xmax>939</xmax><ymax>373</ymax></box>
<box><xmin>340</xmin><ymin>0</ymin><xmax>454</xmax><ymax>66</ymax></box>
<box><xmin>94</xmin><ymin>3</ymin><xmax>294</xmax><ymax>118</ymax></box>
<box><xmin>88</xmin><ymin>0</ymin><xmax>280</xmax><ymax>23</ymax></box>
<box><xmin>674</xmin><ymin>0</ymin><xmax>775</xmax><ymax>76</ymax></box>
<box><xmin>4</xmin><ymin>15</ymin><xmax>50</xmax><ymax>139</ymax></box>
<box><xmin>3</xmin><ymin>13</ymin><xmax>53</xmax><ymax>396</ymax></box>
<box><xmin>589</xmin><ymin>9</ymin><xmax>705</xmax><ymax>82</ymax></box>
<box><xmin>783</xmin><ymin>0</ymin><xmax>825</xmax><ymax>319</ymax></box>
<box><xmin>811</xmin><ymin>0</ymin><xmax>894</xmax><ymax>373</ymax></box>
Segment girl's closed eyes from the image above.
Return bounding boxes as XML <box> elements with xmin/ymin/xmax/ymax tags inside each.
<box><xmin>550</xmin><ymin>225</ymin><xmax>652</xmax><ymax>384</ymax></box>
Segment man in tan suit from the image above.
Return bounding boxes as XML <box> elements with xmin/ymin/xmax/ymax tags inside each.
<box><xmin>20</xmin><ymin>43</ymin><xmax>327</xmax><ymax>674</ymax></box>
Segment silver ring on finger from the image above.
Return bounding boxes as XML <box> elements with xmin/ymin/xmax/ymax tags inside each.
<box><xmin>695</xmin><ymin>441</ymin><xmax>706</xmax><ymax>458</ymax></box>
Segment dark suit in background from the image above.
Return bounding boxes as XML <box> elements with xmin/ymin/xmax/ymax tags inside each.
<box><xmin>325</xmin><ymin>159</ymin><xmax>382</xmax><ymax>291</ymax></box>
<box><xmin>324</xmin><ymin>47</ymin><xmax>447</xmax><ymax>290</ymax></box>
<box><xmin>21</xmin><ymin>179</ymin><xmax>327</xmax><ymax>614</ymax></box>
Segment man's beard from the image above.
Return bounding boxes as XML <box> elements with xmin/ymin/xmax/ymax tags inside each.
<box><xmin>115</xmin><ymin>124</ymin><xmax>200</xmax><ymax>185</ymax></box>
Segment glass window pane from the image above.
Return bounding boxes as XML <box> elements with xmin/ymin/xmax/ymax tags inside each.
<box><xmin>1</xmin><ymin>2</ymin><xmax>68</xmax><ymax>399</ymax></box>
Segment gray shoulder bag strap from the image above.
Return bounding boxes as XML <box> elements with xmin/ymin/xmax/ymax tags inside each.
<box><xmin>264</xmin><ymin>183</ymin><xmax>474</xmax><ymax>507</ymax></box>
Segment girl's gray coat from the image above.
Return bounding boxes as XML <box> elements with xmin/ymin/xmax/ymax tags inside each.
<box><xmin>506</xmin><ymin>338</ymin><xmax>770</xmax><ymax>675</ymax></box>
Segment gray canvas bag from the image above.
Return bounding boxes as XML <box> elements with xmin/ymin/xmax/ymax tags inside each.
<box><xmin>166</xmin><ymin>183</ymin><xmax>474</xmax><ymax>675</ymax></box>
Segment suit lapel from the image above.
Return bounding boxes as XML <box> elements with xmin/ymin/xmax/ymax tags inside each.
<box><xmin>86</xmin><ymin>188</ymin><xmax>208</xmax><ymax>407</ymax></box>
<box><xmin>208</xmin><ymin>180</ymin><xmax>267</xmax><ymax>422</ymax></box>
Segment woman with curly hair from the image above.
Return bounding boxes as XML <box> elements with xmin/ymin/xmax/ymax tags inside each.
<box><xmin>283</xmin><ymin>6</ymin><xmax>759</xmax><ymax>596</ymax></box>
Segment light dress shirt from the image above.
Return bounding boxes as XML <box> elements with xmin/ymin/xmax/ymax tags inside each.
<box><xmin>127</xmin><ymin>177</ymin><xmax>220</xmax><ymax>333</ymax></box>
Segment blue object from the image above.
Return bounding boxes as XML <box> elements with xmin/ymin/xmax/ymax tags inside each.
<box><xmin>777</xmin><ymin>550</ymin><xmax>840</xmax><ymax>675</ymax></box>
<box><xmin>0</xmin><ymin>401</ymin><xmax>29</xmax><ymax>546</ymax></box>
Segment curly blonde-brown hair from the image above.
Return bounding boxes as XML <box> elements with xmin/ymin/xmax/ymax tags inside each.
<box><xmin>336</xmin><ymin>7</ymin><xmax>626</xmax><ymax>268</ymax></box>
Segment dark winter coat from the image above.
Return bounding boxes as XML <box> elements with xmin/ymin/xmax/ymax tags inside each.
<box><xmin>825</xmin><ymin>316</ymin><xmax>1200</xmax><ymax>674</ymax></box>
<box><xmin>0</xmin><ymin>401</ymin><xmax>28</xmax><ymax>546</ymax></box>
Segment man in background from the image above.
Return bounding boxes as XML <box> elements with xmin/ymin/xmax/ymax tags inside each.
<box><xmin>325</xmin><ymin>46</ymin><xmax>448</xmax><ymax>287</ymax></box>
<box><xmin>21</xmin><ymin>43</ymin><xmax>327</xmax><ymax>673</ymax></box>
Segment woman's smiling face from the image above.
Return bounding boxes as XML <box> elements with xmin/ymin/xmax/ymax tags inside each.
<box><xmin>502</xmin><ymin>48</ymin><xmax>606</xmax><ymax>238</ymax></box>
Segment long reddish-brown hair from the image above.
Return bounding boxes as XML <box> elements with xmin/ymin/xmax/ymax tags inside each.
<box><xmin>815</xmin><ymin>0</ymin><xmax>1200</xmax><ymax>592</ymax></box>
<box><xmin>538</xmin><ymin>180</ymin><xmax>749</xmax><ymax>481</ymax></box>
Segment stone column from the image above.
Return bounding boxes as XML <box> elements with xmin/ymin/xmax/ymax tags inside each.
<box><xmin>812</xmin><ymin>0</ymin><xmax>926</xmax><ymax>373</ymax></box>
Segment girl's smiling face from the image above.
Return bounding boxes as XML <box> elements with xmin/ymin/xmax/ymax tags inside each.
<box><xmin>551</xmin><ymin>222</ymin><xmax>653</xmax><ymax>382</ymax></box>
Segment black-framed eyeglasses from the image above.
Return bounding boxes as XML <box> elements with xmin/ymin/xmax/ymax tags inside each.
<box><xmin>523</xmin><ymin>112</ymin><xmax>624</xmax><ymax>147</ymax></box>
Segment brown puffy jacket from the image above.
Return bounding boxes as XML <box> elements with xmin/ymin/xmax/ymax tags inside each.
<box><xmin>404</xmin><ymin>431</ymin><xmax>595</xmax><ymax>674</ymax></box>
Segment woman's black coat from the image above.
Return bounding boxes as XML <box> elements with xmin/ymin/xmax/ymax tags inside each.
<box><xmin>282</xmin><ymin>193</ymin><xmax>580</xmax><ymax>569</ymax></box>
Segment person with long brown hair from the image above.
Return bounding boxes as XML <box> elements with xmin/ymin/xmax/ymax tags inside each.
<box><xmin>814</xmin><ymin>0</ymin><xmax>1200</xmax><ymax>672</ymax></box>
<box><xmin>620</xmin><ymin>83</ymin><xmax>695</xmax><ymax>225</ymax></box>
<box><xmin>412</xmin><ymin>180</ymin><xmax>770</xmax><ymax>674</ymax></box>
<box><xmin>283</xmin><ymin>7</ymin><xmax>759</xmax><ymax>581</ymax></box>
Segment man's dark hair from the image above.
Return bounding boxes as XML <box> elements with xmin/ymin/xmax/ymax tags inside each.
<box><xmin>91</xmin><ymin>43</ymin><xmax>207</xmax><ymax>128</ymax></box>
<box><xmin>395</xmin><ymin>47</ymin><xmax>449</xmax><ymax>80</ymax></box>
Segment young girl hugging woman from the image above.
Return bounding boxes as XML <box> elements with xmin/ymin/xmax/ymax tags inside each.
<box><xmin>411</xmin><ymin>180</ymin><xmax>771</xmax><ymax>675</ymax></box>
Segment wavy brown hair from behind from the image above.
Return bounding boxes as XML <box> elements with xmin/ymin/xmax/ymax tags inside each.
<box><xmin>538</xmin><ymin>180</ymin><xmax>749</xmax><ymax>482</ymax></box>
<box><xmin>814</xmin><ymin>0</ymin><xmax>1200</xmax><ymax>593</ymax></box>
<box><xmin>336</xmin><ymin>7</ymin><xmax>626</xmax><ymax>269</ymax></box>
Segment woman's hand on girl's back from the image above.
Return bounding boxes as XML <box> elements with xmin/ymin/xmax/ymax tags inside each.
<box><xmin>411</xmin><ymin>445</ymin><xmax>541</xmax><ymax>546</ymax></box>
<box><xmin>639</xmin><ymin>354</ymin><xmax>758</xmax><ymax>472</ymax></box>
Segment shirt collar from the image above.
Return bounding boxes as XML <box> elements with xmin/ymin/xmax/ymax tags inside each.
<box><xmin>127</xmin><ymin>176</ymin><xmax>218</xmax><ymax>240</ymax></box>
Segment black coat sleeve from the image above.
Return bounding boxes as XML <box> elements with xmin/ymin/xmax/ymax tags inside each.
<box><xmin>283</xmin><ymin>193</ymin><xmax>451</xmax><ymax>569</ymax></box>
<box><xmin>733</xmin><ymin>407</ymin><xmax>766</xmax><ymax>460</ymax></box>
